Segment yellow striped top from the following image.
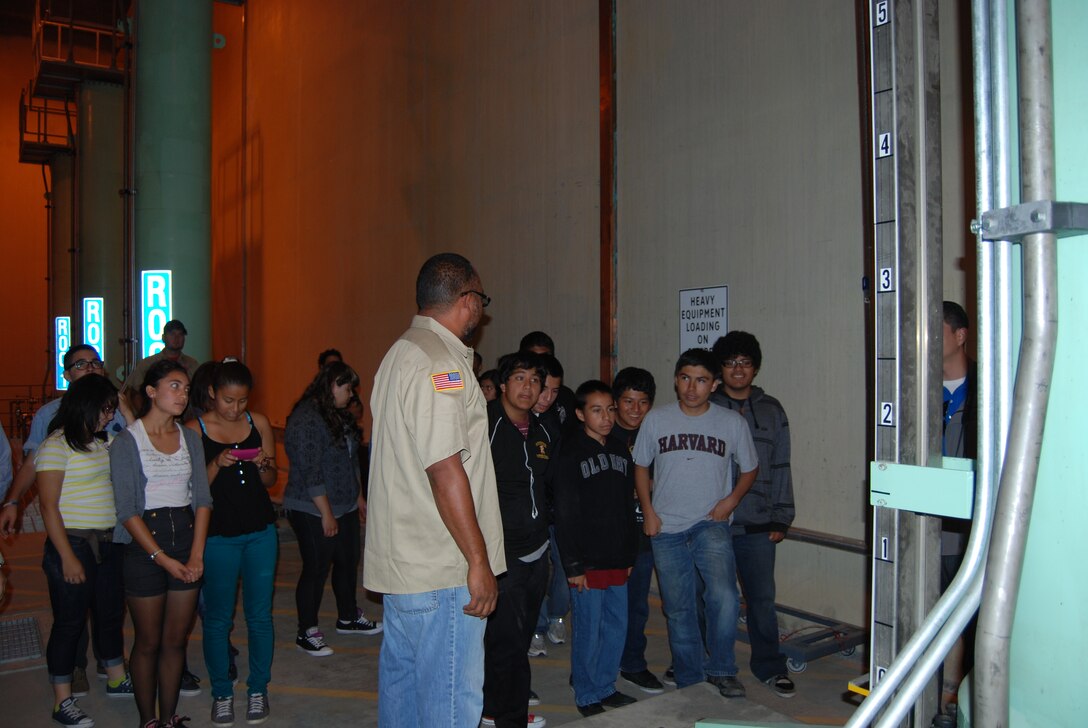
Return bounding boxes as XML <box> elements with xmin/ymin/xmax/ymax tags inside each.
<box><xmin>35</xmin><ymin>430</ymin><xmax>117</xmax><ymax>530</ymax></box>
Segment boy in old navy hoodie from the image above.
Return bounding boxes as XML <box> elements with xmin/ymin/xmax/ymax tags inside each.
<box><xmin>553</xmin><ymin>381</ymin><xmax>640</xmax><ymax>717</ymax></box>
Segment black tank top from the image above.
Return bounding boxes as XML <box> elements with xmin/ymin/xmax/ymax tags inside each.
<box><xmin>199</xmin><ymin>413</ymin><xmax>276</xmax><ymax>537</ymax></box>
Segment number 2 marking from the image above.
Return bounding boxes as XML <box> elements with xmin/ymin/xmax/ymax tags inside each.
<box><xmin>880</xmin><ymin>402</ymin><xmax>895</xmax><ymax>426</ymax></box>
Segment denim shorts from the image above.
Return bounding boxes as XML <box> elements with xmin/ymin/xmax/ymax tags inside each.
<box><xmin>124</xmin><ymin>506</ymin><xmax>201</xmax><ymax>597</ymax></box>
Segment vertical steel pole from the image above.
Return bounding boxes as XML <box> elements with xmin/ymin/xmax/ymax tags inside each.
<box><xmin>976</xmin><ymin>1</ymin><xmax>1059</xmax><ymax>725</ymax></box>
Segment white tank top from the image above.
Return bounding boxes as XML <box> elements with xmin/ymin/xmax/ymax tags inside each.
<box><xmin>130</xmin><ymin>419</ymin><xmax>193</xmax><ymax>509</ymax></box>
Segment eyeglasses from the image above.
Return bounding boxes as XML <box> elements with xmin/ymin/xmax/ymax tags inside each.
<box><xmin>461</xmin><ymin>290</ymin><xmax>492</xmax><ymax>308</ymax></box>
<box><xmin>101</xmin><ymin>404</ymin><xmax>117</xmax><ymax>417</ymax></box>
<box><xmin>723</xmin><ymin>358</ymin><xmax>754</xmax><ymax>369</ymax></box>
<box><xmin>69</xmin><ymin>359</ymin><xmax>105</xmax><ymax>371</ymax></box>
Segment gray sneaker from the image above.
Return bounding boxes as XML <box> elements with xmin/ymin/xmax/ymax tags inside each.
<box><xmin>245</xmin><ymin>693</ymin><xmax>269</xmax><ymax>725</ymax></box>
<box><xmin>707</xmin><ymin>674</ymin><xmax>746</xmax><ymax>698</ymax></box>
<box><xmin>211</xmin><ymin>696</ymin><xmax>234</xmax><ymax>727</ymax></box>
<box><xmin>546</xmin><ymin>617</ymin><xmax>567</xmax><ymax>644</ymax></box>
<box><xmin>528</xmin><ymin>633</ymin><xmax>547</xmax><ymax>657</ymax></box>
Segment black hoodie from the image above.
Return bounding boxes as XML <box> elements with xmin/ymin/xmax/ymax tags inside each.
<box><xmin>553</xmin><ymin>429</ymin><xmax>639</xmax><ymax>577</ymax></box>
<box><xmin>487</xmin><ymin>398</ymin><xmax>553</xmax><ymax>561</ymax></box>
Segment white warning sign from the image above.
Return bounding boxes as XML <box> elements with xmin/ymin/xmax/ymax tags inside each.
<box><xmin>679</xmin><ymin>285</ymin><xmax>728</xmax><ymax>354</ymax></box>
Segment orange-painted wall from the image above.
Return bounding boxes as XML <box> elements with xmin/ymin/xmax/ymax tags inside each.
<box><xmin>0</xmin><ymin>32</ymin><xmax>51</xmax><ymax>432</ymax></box>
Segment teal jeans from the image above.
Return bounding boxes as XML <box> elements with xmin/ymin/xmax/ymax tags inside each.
<box><xmin>202</xmin><ymin>525</ymin><xmax>278</xmax><ymax>698</ymax></box>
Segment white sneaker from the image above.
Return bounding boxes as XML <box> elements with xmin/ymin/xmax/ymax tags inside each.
<box><xmin>527</xmin><ymin>633</ymin><xmax>547</xmax><ymax>657</ymax></box>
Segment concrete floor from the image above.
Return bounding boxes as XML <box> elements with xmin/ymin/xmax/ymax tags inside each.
<box><xmin>0</xmin><ymin>523</ymin><xmax>864</xmax><ymax>727</ymax></box>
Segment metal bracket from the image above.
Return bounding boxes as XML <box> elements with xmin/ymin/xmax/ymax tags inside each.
<box><xmin>870</xmin><ymin>458</ymin><xmax>975</xmax><ymax>519</ymax></box>
<box><xmin>975</xmin><ymin>200</ymin><xmax>1088</xmax><ymax>242</ymax></box>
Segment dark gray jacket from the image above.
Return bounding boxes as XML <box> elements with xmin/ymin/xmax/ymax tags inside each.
<box><xmin>109</xmin><ymin>425</ymin><xmax>213</xmax><ymax>544</ymax></box>
<box><xmin>711</xmin><ymin>386</ymin><xmax>795</xmax><ymax>533</ymax></box>
<box><xmin>283</xmin><ymin>399</ymin><xmax>361</xmax><ymax>518</ymax></box>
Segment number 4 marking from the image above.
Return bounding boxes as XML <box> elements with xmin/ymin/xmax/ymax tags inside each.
<box><xmin>875</xmin><ymin>1</ymin><xmax>889</xmax><ymax>27</ymax></box>
<box><xmin>877</xmin><ymin>132</ymin><xmax>892</xmax><ymax>158</ymax></box>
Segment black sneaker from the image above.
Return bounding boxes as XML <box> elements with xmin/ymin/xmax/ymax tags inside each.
<box><xmin>52</xmin><ymin>697</ymin><xmax>94</xmax><ymax>727</ymax></box>
<box><xmin>601</xmin><ymin>690</ymin><xmax>637</xmax><ymax>708</ymax></box>
<box><xmin>180</xmin><ymin>670</ymin><xmax>202</xmax><ymax>697</ymax></box>
<box><xmin>528</xmin><ymin>689</ymin><xmax>541</xmax><ymax>706</ymax></box>
<box><xmin>621</xmin><ymin>669</ymin><xmax>665</xmax><ymax>694</ymax></box>
<box><xmin>296</xmin><ymin>627</ymin><xmax>334</xmax><ymax>657</ymax></box>
<box><xmin>211</xmin><ymin>696</ymin><xmax>234</xmax><ymax>727</ymax></box>
<box><xmin>762</xmin><ymin>673</ymin><xmax>796</xmax><ymax>698</ymax></box>
<box><xmin>106</xmin><ymin>673</ymin><xmax>135</xmax><ymax>698</ymax></box>
<box><xmin>245</xmin><ymin>693</ymin><xmax>269</xmax><ymax>725</ymax></box>
<box><xmin>335</xmin><ymin>609</ymin><xmax>383</xmax><ymax>635</ymax></box>
<box><xmin>707</xmin><ymin>674</ymin><xmax>746</xmax><ymax>698</ymax></box>
<box><xmin>577</xmin><ymin>703</ymin><xmax>605</xmax><ymax>717</ymax></box>
<box><xmin>663</xmin><ymin>666</ymin><xmax>676</xmax><ymax>686</ymax></box>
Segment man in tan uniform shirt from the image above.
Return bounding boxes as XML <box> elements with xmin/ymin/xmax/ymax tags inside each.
<box><xmin>365</xmin><ymin>253</ymin><xmax>505</xmax><ymax>728</ymax></box>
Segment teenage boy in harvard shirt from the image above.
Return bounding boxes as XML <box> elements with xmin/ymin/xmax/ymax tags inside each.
<box><xmin>608</xmin><ymin>367</ymin><xmax>666</xmax><ymax>694</ymax></box>
<box><xmin>553</xmin><ymin>381</ymin><xmax>639</xmax><ymax>716</ymax></box>
<box><xmin>483</xmin><ymin>352</ymin><xmax>554</xmax><ymax>728</ymax></box>
<box><xmin>632</xmin><ymin>348</ymin><xmax>758</xmax><ymax>700</ymax></box>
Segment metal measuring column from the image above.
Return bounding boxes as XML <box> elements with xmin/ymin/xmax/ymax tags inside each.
<box><xmin>867</xmin><ymin>0</ymin><xmax>944</xmax><ymax>724</ymax></box>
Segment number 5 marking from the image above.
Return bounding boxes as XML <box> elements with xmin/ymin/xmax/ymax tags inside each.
<box><xmin>875</xmin><ymin>1</ymin><xmax>889</xmax><ymax>27</ymax></box>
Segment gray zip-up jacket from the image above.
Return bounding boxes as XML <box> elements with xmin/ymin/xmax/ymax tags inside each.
<box><xmin>109</xmin><ymin>425</ymin><xmax>212</xmax><ymax>544</ymax></box>
<box><xmin>710</xmin><ymin>386</ymin><xmax>795</xmax><ymax>534</ymax></box>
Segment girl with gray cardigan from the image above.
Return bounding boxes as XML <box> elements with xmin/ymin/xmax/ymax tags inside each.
<box><xmin>110</xmin><ymin>360</ymin><xmax>212</xmax><ymax>728</ymax></box>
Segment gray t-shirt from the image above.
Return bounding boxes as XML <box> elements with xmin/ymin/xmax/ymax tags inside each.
<box><xmin>632</xmin><ymin>402</ymin><xmax>758</xmax><ymax>534</ymax></box>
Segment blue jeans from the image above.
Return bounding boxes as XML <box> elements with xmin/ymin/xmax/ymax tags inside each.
<box><xmin>570</xmin><ymin>583</ymin><xmax>628</xmax><ymax>706</ymax></box>
<box><xmin>651</xmin><ymin>520</ymin><xmax>739</xmax><ymax>688</ymax></box>
<box><xmin>379</xmin><ymin>585</ymin><xmax>487</xmax><ymax>728</ymax></box>
<box><xmin>620</xmin><ymin>547</ymin><xmax>655</xmax><ymax>673</ymax></box>
<box><xmin>202</xmin><ymin>525</ymin><xmax>278</xmax><ymax>698</ymax></box>
<box><xmin>43</xmin><ymin>534</ymin><xmax>126</xmax><ymax>682</ymax></box>
<box><xmin>733</xmin><ymin>531</ymin><xmax>787</xmax><ymax>680</ymax></box>
<box><xmin>535</xmin><ymin>527</ymin><xmax>570</xmax><ymax>633</ymax></box>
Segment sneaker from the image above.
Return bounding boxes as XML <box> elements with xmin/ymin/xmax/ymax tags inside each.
<box><xmin>577</xmin><ymin>703</ymin><xmax>605</xmax><ymax>717</ymax></box>
<box><xmin>707</xmin><ymin>674</ymin><xmax>746</xmax><ymax>699</ymax></box>
<box><xmin>763</xmin><ymin>673</ymin><xmax>796</xmax><ymax>698</ymax></box>
<box><xmin>620</xmin><ymin>669</ymin><xmax>665</xmax><ymax>694</ymax></box>
<box><xmin>528</xmin><ymin>633</ymin><xmax>547</xmax><ymax>657</ymax></box>
<box><xmin>663</xmin><ymin>666</ymin><xmax>676</xmax><ymax>686</ymax></box>
<box><xmin>336</xmin><ymin>609</ymin><xmax>383</xmax><ymax>635</ymax></box>
<box><xmin>245</xmin><ymin>693</ymin><xmax>269</xmax><ymax>725</ymax></box>
<box><xmin>481</xmin><ymin>716</ymin><xmax>546</xmax><ymax>727</ymax></box>
<box><xmin>179</xmin><ymin>670</ymin><xmax>202</xmax><ymax>697</ymax></box>
<box><xmin>211</xmin><ymin>696</ymin><xmax>234</xmax><ymax>727</ymax></box>
<box><xmin>296</xmin><ymin>627</ymin><xmax>334</xmax><ymax>657</ymax></box>
<box><xmin>600</xmin><ymin>690</ymin><xmax>637</xmax><ymax>708</ymax></box>
<box><xmin>528</xmin><ymin>689</ymin><xmax>541</xmax><ymax>706</ymax></box>
<box><xmin>72</xmin><ymin>667</ymin><xmax>90</xmax><ymax>697</ymax></box>
<box><xmin>932</xmin><ymin>716</ymin><xmax>956</xmax><ymax>728</ymax></box>
<box><xmin>545</xmin><ymin>617</ymin><xmax>566</xmax><ymax>644</ymax></box>
<box><xmin>52</xmin><ymin>697</ymin><xmax>94</xmax><ymax>727</ymax></box>
<box><xmin>106</xmin><ymin>673</ymin><xmax>135</xmax><ymax>698</ymax></box>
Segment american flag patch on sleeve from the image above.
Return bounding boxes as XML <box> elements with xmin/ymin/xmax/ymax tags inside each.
<box><xmin>431</xmin><ymin>370</ymin><xmax>464</xmax><ymax>391</ymax></box>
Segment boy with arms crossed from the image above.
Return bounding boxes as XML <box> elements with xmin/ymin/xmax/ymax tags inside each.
<box><xmin>633</xmin><ymin>349</ymin><xmax>758</xmax><ymax>699</ymax></box>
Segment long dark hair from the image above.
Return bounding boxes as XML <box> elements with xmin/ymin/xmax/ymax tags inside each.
<box><xmin>293</xmin><ymin>360</ymin><xmax>360</xmax><ymax>444</ymax></box>
<box><xmin>47</xmin><ymin>375</ymin><xmax>118</xmax><ymax>452</ymax></box>
<box><xmin>138</xmin><ymin>359</ymin><xmax>190</xmax><ymax>417</ymax></box>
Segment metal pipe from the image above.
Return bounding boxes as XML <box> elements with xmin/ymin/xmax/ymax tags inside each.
<box><xmin>992</xmin><ymin>0</ymin><xmax>1014</xmax><ymax>469</ymax></box>
<box><xmin>975</xmin><ymin>1</ymin><xmax>1059</xmax><ymax>725</ymax></box>
<box><xmin>843</xmin><ymin>3</ymin><xmax>1000</xmax><ymax>723</ymax></box>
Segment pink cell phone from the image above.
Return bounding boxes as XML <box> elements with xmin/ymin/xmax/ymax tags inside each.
<box><xmin>231</xmin><ymin>447</ymin><xmax>262</xmax><ymax>461</ymax></box>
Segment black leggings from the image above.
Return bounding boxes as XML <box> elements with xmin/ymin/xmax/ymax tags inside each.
<box><xmin>287</xmin><ymin>509</ymin><xmax>360</xmax><ymax>635</ymax></box>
